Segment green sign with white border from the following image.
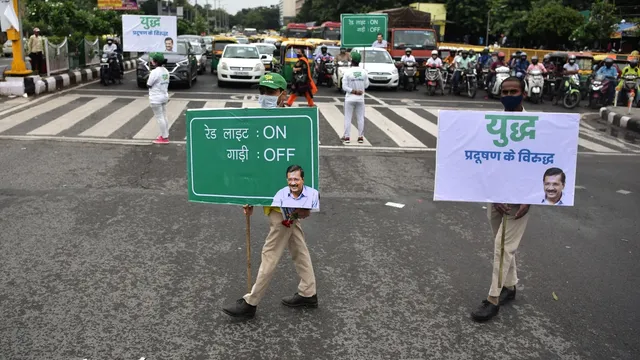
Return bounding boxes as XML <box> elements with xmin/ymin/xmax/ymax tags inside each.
<box><xmin>340</xmin><ymin>13</ymin><xmax>389</xmax><ymax>48</ymax></box>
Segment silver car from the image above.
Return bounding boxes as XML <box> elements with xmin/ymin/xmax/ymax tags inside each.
<box><xmin>3</xmin><ymin>40</ymin><xmax>12</xmax><ymax>57</ymax></box>
<box><xmin>190</xmin><ymin>42</ymin><xmax>207</xmax><ymax>74</ymax></box>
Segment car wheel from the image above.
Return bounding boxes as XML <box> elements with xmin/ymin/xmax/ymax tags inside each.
<box><xmin>218</xmin><ymin>80</ymin><xmax>226</xmax><ymax>88</ymax></box>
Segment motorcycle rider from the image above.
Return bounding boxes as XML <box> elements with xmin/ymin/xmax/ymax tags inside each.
<box><xmin>595</xmin><ymin>58</ymin><xmax>618</xmax><ymax>106</ymax></box>
<box><xmin>485</xmin><ymin>51</ymin><xmax>506</xmax><ymax>94</ymax></box>
<box><xmin>401</xmin><ymin>48</ymin><xmax>416</xmax><ymax>63</ymax></box>
<box><xmin>426</xmin><ymin>50</ymin><xmax>444</xmax><ymax>91</ymax></box>
<box><xmin>334</xmin><ymin>47</ymin><xmax>351</xmax><ymax>64</ymax></box>
<box><xmin>478</xmin><ymin>47</ymin><xmax>491</xmax><ymax>68</ymax></box>
<box><xmin>468</xmin><ymin>49</ymin><xmax>477</xmax><ymax>63</ymax></box>
<box><xmin>526</xmin><ymin>56</ymin><xmax>547</xmax><ymax>74</ymax></box>
<box><xmin>452</xmin><ymin>50</ymin><xmax>471</xmax><ymax>92</ymax></box>
<box><xmin>616</xmin><ymin>58</ymin><xmax>639</xmax><ymax>105</ymax></box>
<box><xmin>542</xmin><ymin>55</ymin><xmax>555</xmax><ymax>73</ymax></box>
<box><xmin>102</xmin><ymin>37</ymin><xmax>121</xmax><ymax>76</ymax></box>
<box><xmin>556</xmin><ymin>55</ymin><xmax>580</xmax><ymax>102</ymax></box>
<box><xmin>515</xmin><ymin>52</ymin><xmax>530</xmax><ymax>78</ymax></box>
<box><xmin>314</xmin><ymin>46</ymin><xmax>333</xmax><ymax>81</ymax></box>
<box><xmin>444</xmin><ymin>49</ymin><xmax>457</xmax><ymax>65</ymax></box>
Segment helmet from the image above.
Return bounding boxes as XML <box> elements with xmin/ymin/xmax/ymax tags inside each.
<box><xmin>543</xmin><ymin>54</ymin><xmax>550</xmax><ymax>60</ymax></box>
<box><xmin>469</xmin><ymin>49</ymin><xmax>475</xmax><ymax>54</ymax></box>
<box><xmin>498</xmin><ymin>52</ymin><xmax>505</xmax><ymax>59</ymax></box>
<box><xmin>630</xmin><ymin>58</ymin><xmax>638</xmax><ymax>66</ymax></box>
<box><xmin>604</xmin><ymin>58</ymin><xmax>614</xmax><ymax>65</ymax></box>
<box><xmin>484</xmin><ymin>47</ymin><xmax>490</xmax><ymax>52</ymax></box>
<box><xmin>569</xmin><ymin>55</ymin><xmax>577</xmax><ymax>60</ymax></box>
<box><xmin>462</xmin><ymin>50</ymin><xmax>469</xmax><ymax>55</ymax></box>
<box><xmin>406</xmin><ymin>48</ymin><xmax>412</xmax><ymax>52</ymax></box>
<box><xmin>520</xmin><ymin>52</ymin><xmax>527</xmax><ymax>57</ymax></box>
<box><xmin>321</xmin><ymin>46</ymin><xmax>327</xmax><ymax>51</ymax></box>
<box><xmin>531</xmin><ymin>56</ymin><xmax>538</xmax><ymax>61</ymax></box>
<box><xmin>491</xmin><ymin>51</ymin><xmax>498</xmax><ymax>56</ymax></box>
<box><xmin>431</xmin><ymin>50</ymin><xmax>438</xmax><ymax>56</ymax></box>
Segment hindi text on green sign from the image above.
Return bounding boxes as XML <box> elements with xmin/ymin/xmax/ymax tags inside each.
<box><xmin>340</xmin><ymin>14</ymin><xmax>388</xmax><ymax>48</ymax></box>
<box><xmin>186</xmin><ymin>107</ymin><xmax>320</xmax><ymax>206</ymax></box>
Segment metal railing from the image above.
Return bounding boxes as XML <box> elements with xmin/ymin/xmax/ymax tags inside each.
<box><xmin>44</xmin><ymin>37</ymin><xmax>70</xmax><ymax>76</ymax></box>
<box><xmin>84</xmin><ymin>38</ymin><xmax>100</xmax><ymax>67</ymax></box>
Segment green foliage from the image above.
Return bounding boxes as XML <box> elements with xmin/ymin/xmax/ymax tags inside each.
<box><xmin>526</xmin><ymin>0</ymin><xmax>584</xmax><ymax>44</ymax></box>
<box><xmin>571</xmin><ymin>0</ymin><xmax>620</xmax><ymax>48</ymax></box>
<box><xmin>230</xmin><ymin>6</ymin><xmax>280</xmax><ymax>30</ymax></box>
<box><xmin>445</xmin><ymin>0</ymin><xmax>490</xmax><ymax>38</ymax></box>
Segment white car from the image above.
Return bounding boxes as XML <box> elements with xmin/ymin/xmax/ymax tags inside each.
<box><xmin>350</xmin><ymin>47</ymin><xmax>399</xmax><ymax>90</ymax></box>
<box><xmin>189</xmin><ymin>42</ymin><xmax>207</xmax><ymax>74</ymax></box>
<box><xmin>255</xmin><ymin>43</ymin><xmax>277</xmax><ymax>72</ymax></box>
<box><xmin>217</xmin><ymin>44</ymin><xmax>267</xmax><ymax>86</ymax></box>
<box><xmin>3</xmin><ymin>40</ymin><xmax>12</xmax><ymax>57</ymax></box>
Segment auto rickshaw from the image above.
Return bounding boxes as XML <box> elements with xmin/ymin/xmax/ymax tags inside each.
<box><xmin>279</xmin><ymin>40</ymin><xmax>316</xmax><ymax>85</ymax></box>
<box><xmin>211</xmin><ymin>35</ymin><xmax>238</xmax><ymax>74</ymax></box>
<box><xmin>547</xmin><ymin>51</ymin><xmax>594</xmax><ymax>85</ymax></box>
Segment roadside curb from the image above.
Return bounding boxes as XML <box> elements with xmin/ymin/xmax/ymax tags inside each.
<box><xmin>0</xmin><ymin>60</ymin><xmax>136</xmax><ymax>97</ymax></box>
<box><xmin>599</xmin><ymin>106</ymin><xmax>640</xmax><ymax>134</ymax></box>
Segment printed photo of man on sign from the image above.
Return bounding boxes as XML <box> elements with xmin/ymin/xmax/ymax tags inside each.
<box><xmin>122</xmin><ymin>15</ymin><xmax>177</xmax><ymax>53</ymax></box>
<box><xmin>271</xmin><ymin>165</ymin><xmax>320</xmax><ymax>213</ymax></box>
<box><xmin>541</xmin><ymin>167</ymin><xmax>567</xmax><ymax>205</ymax></box>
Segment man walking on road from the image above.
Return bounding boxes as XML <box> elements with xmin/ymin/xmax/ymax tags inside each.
<box><xmin>27</xmin><ymin>28</ymin><xmax>44</xmax><ymax>75</ymax></box>
<box><xmin>341</xmin><ymin>52</ymin><xmax>369</xmax><ymax>144</ymax></box>
<box><xmin>471</xmin><ymin>76</ymin><xmax>531</xmax><ymax>322</ymax></box>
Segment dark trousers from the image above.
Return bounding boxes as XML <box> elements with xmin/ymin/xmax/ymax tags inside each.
<box><xmin>29</xmin><ymin>52</ymin><xmax>44</xmax><ymax>74</ymax></box>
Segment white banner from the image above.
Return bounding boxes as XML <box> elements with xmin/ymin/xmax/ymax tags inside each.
<box><xmin>434</xmin><ymin>110</ymin><xmax>580</xmax><ymax>206</ymax></box>
<box><xmin>122</xmin><ymin>15</ymin><xmax>177</xmax><ymax>53</ymax></box>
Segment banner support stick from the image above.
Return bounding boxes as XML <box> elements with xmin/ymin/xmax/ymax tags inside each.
<box><xmin>498</xmin><ymin>214</ymin><xmax>507</xmax><ymax>289</ymax></box>
<box><xmin>245</xmin><ymin>211</ymin><xmax>252</xmax><ymax>293</ymax></box>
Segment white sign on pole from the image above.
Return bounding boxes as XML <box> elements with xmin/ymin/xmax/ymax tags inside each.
<box><xmin>122</xmin><ymin>15</ymin><xmax>177</xmax><ymax>53</ymax></box>
<box><xmin>0</xmin><ymin>0</ymin><xmax>20</xmax><ymax>32</ymax></box>
<box><xmin>434</xmin><ymin>110</ymin><xmax>580</xmax><ymax>206</ymax></box>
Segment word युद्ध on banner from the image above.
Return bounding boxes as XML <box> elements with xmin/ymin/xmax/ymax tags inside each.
<box><xmin>186</xmin><ymin>107</ymin><xmax>319</xmax><ymax>207</ymax></box>
<box><xmin>122</xmin><ymin>15</ymin><xmax>177</xmax><ymax>52</ymax></box>
<box><xmin>464</xmin><ymin>115</ymin><xmax>555</xmax><ymax>165</ymax></box>
<box><xmin>433</xmin><ymin>110</ymin><xmax>580</xmax><ymax>206</ymax></box>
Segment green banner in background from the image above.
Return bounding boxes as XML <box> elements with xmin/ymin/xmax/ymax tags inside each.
<box><xmin>186</xmin><ymin>107</ymin><xmax>320</xmax><ymax>206</ymax></box>
<box><xmin>340</xmin><ymin>13</ymin><xmax>388</xmax><ymax>48</ymax></box>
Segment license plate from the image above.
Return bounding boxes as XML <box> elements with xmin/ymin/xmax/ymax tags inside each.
<box><xmin>532</xmin><ymin>88</ymin><xmax>540</xmax><ymax>93</ymax></box>
<box><xmin>373</xmin><ymin>76</ymin><xmax>386</xmax><ymax>80</ymax></box>
<box><xmin>235</xmin><ymin>71</ymin><xmax>249</xmax><ymax>75</ymax></box>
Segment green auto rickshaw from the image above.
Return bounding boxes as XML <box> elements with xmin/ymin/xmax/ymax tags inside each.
<box><xmin>279</xmin><ymin>40</ymin><xmax>316</xmax><ymax>85</ymax></box>
<box><xmin>211</xmin><ymin>35</ymin><xmax>238</xmax><ymax>74</ymax></box>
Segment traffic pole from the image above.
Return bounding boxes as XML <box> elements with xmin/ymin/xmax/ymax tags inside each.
<box><xmin>5</xmin><ymin>0</ymin><xmax>32</xmax><ymax>76</ymax></box>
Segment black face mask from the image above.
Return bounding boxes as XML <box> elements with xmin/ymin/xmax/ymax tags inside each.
<box><xmin>297</xmin><ymin>54</ymin><xmax>303</xmax><ymax>58</ymax></box>
<box><xmin>605</xmin><ymin>64</ymin><xmax>612</xmax><ymax>68</ymax></box>
<box><xmin>532</xmin><ymin>60</ymin><xmax>538</xmax><ymax>64</ymax></box>
<box><xmin>107</xmin><ymin>42</ymin><xmax>113</xmax><ymax>45</ymax></box>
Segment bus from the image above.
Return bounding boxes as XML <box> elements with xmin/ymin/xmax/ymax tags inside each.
<box><xmin>310</xmin><ymin>21</ymin><xmax>340</xmax><ymax>41</ymax></box>
<box><xmin>284</xmin><ymin>23</ymin><xmax>309</xmax><ymax>39</ymax></box>
<box><xmin>243</xmin><ymin>28</ymin><xmax>258</xmax><ymax>37</ymax></box>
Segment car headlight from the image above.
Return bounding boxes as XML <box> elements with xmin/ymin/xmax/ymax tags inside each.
<box><xmin>220</xmin><ymin>62</ymin><xmax>228</xmax><ymax>70</ymax></box>
<box><xmin>392</xmin><ymin>68</ymin><xmax>398</xmax><ymax>74</ymax></box>
<box><xmin>177</xmin><ymin>59</ymin><xmax>189</xmax><ymax>66</ymax></box>
<box><xmin>254</xmin><ymin>63</ymin><xmax>264</xmax><ymax>71</ymax></box>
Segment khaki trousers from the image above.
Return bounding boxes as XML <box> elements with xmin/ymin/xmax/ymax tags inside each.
<box><xmin>487</xmin><ymin>205</ymin><xmax>530</xmax><ymax>297</ymax></box>
<box><xmin>243</xmin><ymin>210</ymin><xmax>316</xmax><ymax>306</ymax></box>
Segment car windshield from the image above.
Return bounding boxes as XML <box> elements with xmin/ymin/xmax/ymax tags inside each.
<box><xmin>324</xmin><ymin>29</ymin><xmax>340</xmax><ymax>40</ymax></box>
<box><xmin>224</xmin><ymin>46</ymin><xmax>259</xmax><ymax>59</ymax></box>
<box><xmin>215</xmin><ymin>42</ymin><xmax>234</xmax><ymax>51</ymax></box>
<box><xmin>179</xmin><ymin>36</ymin><xmax>200</xmax><ymax>42</ymax></box>
<box><xmin>286</xmin><ymin>29</ymin><xmax>308</xmax><ymax>38</ymax></box>
<box><xmin>359</xmin><ymin>50</ymin><xmax>393</xmax><ymax>64</ymax></box>
<box><xmin>169</xmin><ymin>42</ymin><xmax>188</xmax><ymax>55</ymax></box>
<box><xmin>393</xmin><ymin>30</ymin><xmax>437</xmax><ymax>50</ymax></box>
<box><xmin>255</xmin><ymin>45</ymin><xmax>276</xmax><ymax>54</ymax></box>
<box><xmin>203</xmin><ymin>37</ymin><xmax>213</xmax><ymax>44</ymax></box>
<box><xmin>236</xmin><ymin>37</ymin><xmax>249</xmax><ymax>44</ymax></box>
<box><xmin>284</xmin><ymin>47</ymin><xmax>313</xmax><ymax>59</ymax></box>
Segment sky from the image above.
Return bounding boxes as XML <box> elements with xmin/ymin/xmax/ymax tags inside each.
<box><xmin>186</xmin><ymin>0</ymin><xmax>279</xmax><ymax>16</ymax></box>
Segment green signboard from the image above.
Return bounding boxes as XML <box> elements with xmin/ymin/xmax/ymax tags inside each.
<box><xmin>340</xmin><ymin>13</ymin><xmax>389</xmax><ymax>48</ymax></box>
<box><xmin>186</xmin><ymin>107</ymin><xmax>320</xmax><ymax>206</ymax></box>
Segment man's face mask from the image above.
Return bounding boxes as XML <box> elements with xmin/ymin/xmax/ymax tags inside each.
<box><xmin>532</xmin><ymin>60</ymin><xmax>538</xmax><ymax>64</ymax></box>
<box><xmin>492</xmin><ymin>56</ymin><xmax>498</xmax><ymax>61</ymax></box>
<box><xmin>569</xmin><ymin>60</ymin><xmax>575</xmax><ymax>64</ymax></box>
<box><xmin>258</xmin><ymin>90</ymin><xmax>285</xmax><ymax>108</ymax></box>
<box><xmin>605</xmin><ymin>63</ymin><xmax>612</xmax><ymax>68</ymax></box>
<box><xmin>107</xmin><ymin>41</ymin><xmax>113</xmax><ymax>45</ymax></box>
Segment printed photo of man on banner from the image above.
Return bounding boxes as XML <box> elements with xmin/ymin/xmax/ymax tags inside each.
<box><xmin>122</xmin><ymin>15</ymin><xmax>177</xmax><ymax>53</ymax></box>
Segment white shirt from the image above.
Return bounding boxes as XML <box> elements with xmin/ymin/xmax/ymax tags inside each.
<box><xmin>147</xmin><ymin>66</ymin><xmax>170</xmax><ymax>104</ymax></box>
<box><xmin>103</xmin><ymin>44</ymin><xmax>118</xmax><ymax>53</ymax></box>
<box><xmin>563</xmin><ymin>63</ymin><xmax>580</xmax><ymax>72</ymax></box>
<box><xmin>341</xmin><ymin>67</ymin><xmax>370</xmax><ymax>102</ymax></box>
<box><xmin>426</xmin><ymin>57</ymin><xmax>443</xmax><ymax>67</ymax></box>
<box><xmin>371</xmin><ymin>40</ymin><xmax>387</xmax><ymax>48</ymax></box>
<box><xmin>401</xmin><ymin>55</ymin><xmax>416</xmax><ymax>62</ymax></box>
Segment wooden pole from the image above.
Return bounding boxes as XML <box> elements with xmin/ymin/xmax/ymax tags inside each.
<box><xmin>498</xmin><ymin>214</ymin><xmax>507</xmax><ymax>289</ymax></box>
<box><xmin>245</xmin><ymin>211</ymin><xmax>252</xmax><ymax>293</ymax></box>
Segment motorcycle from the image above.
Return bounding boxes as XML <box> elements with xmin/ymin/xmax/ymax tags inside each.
<box><xmin>452</xmin><ymin>68</ymin><xmax>477</xmax><ymax>98</ymax></box>
<box><xmin>560</xmin><ymin>74</ymin><xmax>581</xmax><ymax>109</ymax></box>
<box><xmin>526</xmin><ymin>69</ymin><xmax>545</xmax><ymax>104</ymax></box>
<box><xmin>333</xmin><ymin>60</ymin><xmax>351</xmax><ymax>93</ymax></box>
<box><xmin>587</xmin><ymin>74</ymin><xmax>612</xmax><ymax>109</ymax></box>
<box><xmin>543</xmin><ymin>74</ymin><xmax>557</xmax><ymax>101</ymax></box>
<box><xmin>100</xmin><ymin>51</ymin><xmax>122</xmax><ymax>86</ymax></box>
<box><xmin>425</xmin><ymin>64</ymin><xmax>443</xmax><ymax>96</ymax></box>
<box><xmin>315</xmin><ymin>56</ymin><xmax>335</xmax><ymax>87</ymax></box>
<box><xmin>487</xmin><ymin>66</ymin><xmax>510</xmax><ymax>98</ymax></box>
<box><xmin>401</xmin><ymin>61</ymin><xmax>418</xmax><ymax>91</ymax></box>
<box><xmin>615</xmin><ymin>74</ymin><xmax>639</xmax><ymax>112</ymax></box>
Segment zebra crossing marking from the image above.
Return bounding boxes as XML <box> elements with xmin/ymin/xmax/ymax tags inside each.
<box><xmin>133</xmin><ymin>100</ymin><xmax>188</xmax><ymax>139</ymax></box>
<box><xmin>0</xmin><ymin>96</ymin><xmax>80</xmax><ymax>133</ymax></box>
<box><xmin>79</xmin><ymin>99</ymin><xmax>148</xmax><ymax>137</ymax></box>
<box><xmin>389</xmin><ymin>107</ymin><xmax>439</xmax><ymax>137</ymax></box>
<box><xmin>365</xmin><ymin>107</ymin><xmax>426</xmax><ymax>148</ymax></box>
<box><xmin>27</xmin><ymin>97</ymin><xmax>114</xmax><ymax>136</ymax></box>
<box><xmin>317</xmin><ymin>103</ymin><xmax>372</xmax><ymax>146</ymax></box>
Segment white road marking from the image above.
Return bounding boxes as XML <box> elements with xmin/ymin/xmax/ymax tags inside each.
<box><xmin>385</xmin><ymin>202</ymin><xmax>405</xmax><ymax>208</ymax></box>
<box><xmin>616</xmin><ymin>189</ymin><xmax>631</xmax><ymax>195</ymax></box>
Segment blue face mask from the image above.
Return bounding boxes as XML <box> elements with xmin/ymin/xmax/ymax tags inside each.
<box><xmin>501</xmin><ymin>95</ymin><xmax>523</xmax><ymax>111</ymax></box>
<box><xmin>258</xmin><ymin>94</ymin><xmax>279</xmax><ymax>108</ymax></box>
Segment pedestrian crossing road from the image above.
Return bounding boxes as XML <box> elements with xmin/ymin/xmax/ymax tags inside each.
<box><xmin>1</xmin><ymin>94</ymin><xmax>639</xmax><ymax>154</ymax></box>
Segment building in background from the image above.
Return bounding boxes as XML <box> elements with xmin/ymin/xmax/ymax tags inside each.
<box><xmin>409</xmin><ymin>3</ymin><xmax>447</xmax><ymax>39</ymax></box>
<box><xmin>279</xmin><ymin>0</ymin><xmax>296</xmax><ymax>26</ymax></box>
<box><xmin>295</xmin><ymin>0</ymin><xmax>305</xmax><ymax>17</ymax></box>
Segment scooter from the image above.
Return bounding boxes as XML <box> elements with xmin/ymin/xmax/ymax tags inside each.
<box><xmin>526</xmin><ymin>69</ymin><xmax>545</xmax><ymax>104</ymax></box>
<box><xmin>100</xmin><ymin>51</ymin><xmax>122</xmax><ymax>86</ymax></box>
<box><xmin>614</xmin><ymin>74</ymin><xmax>639</xmax><ymax>113</ymax></box>
<box><xmin>314</xmin><ymin>56</ymin><xmax>334</xmax><ymax>87</ymax></box>
<box><xmin>587</xmin><ymin>74</ymin><xmax>612</xmax><ymax>109</ymax></box>
<box><xmin>425</xmin><ymin>64</ymin><xmax>443</xmax><ymax>96</ymax></box>
<box><xmin>487</xmin><ymin>66</ymin><xmax>510</xmax><ymax>98</ymax></box>
<box><xmin>401</xmin><ymin>61</ymin><xmax>418</xmax><ymax>91</ymax></box>
<box><xmin>333</xmin><ymin>60</ymin><xmax>351</xmax><ymax>93</ymax></box>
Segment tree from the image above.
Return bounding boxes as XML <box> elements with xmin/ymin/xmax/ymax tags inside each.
<box><xmin>444</xmin><ymin>0</ymin><xmax>489</xmax><ymax>42</ymax></box>
<box><xmin>231</xmin><ymin>6</ymin><xmax>280</xmax><ymax>30</ymax></box>
<box><xmin>526</xmin><ymin>0</ymin><xmax>584</xmax><ymax>48</ymax></box>
<box><xmin>571</xmin><ymin>0</ymin><xmax>620</xmax><ymax>49</ymax></box>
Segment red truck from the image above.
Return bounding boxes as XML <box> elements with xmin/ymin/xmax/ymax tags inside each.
<box><xmin>369</xmin><ymin>7</ymin><xmax>438</xmax><ymax>63</ymax></box>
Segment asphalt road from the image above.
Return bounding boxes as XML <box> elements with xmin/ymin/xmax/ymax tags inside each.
<box><xmin>0</xmin><ymin>139</ymin><xmax>638</xmax><ymax>359</ymax></box>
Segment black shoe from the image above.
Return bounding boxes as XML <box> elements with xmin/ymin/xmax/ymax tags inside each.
<box><xmin>281</xmin><ymin>293</ymin><xmax>318</xmax><ymax>308</ymax></box>
<box><xmin>471</xmin><ymin>300</ymin><xmax>499</xmax><ymax>322</ymax></box>
<box><xmin>499</xmin><ymin>286</ymin><xmax>516</xmax><ymax>305</ymax></box>
<box><xmin>222</xmin><ymin>299</ymin><xmax>256</xmax><ymax>318</ymax></box>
